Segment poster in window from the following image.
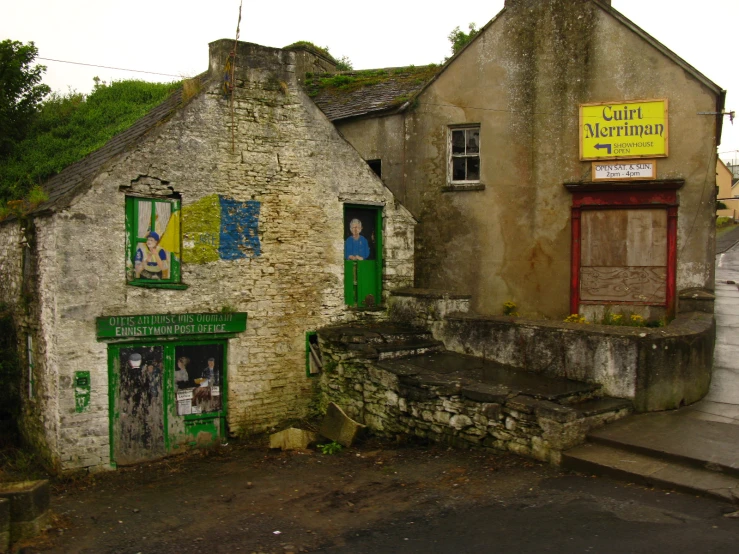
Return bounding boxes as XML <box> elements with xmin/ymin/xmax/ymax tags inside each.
<box><xmin>174</xmin><ymin>344</ymin><xmax>224</xmax><ymax>416</ymax></box>
<box><xmin>344</xmin><ymin>208</ymin><xmax>377</xmax><ymax>261</ymax></box>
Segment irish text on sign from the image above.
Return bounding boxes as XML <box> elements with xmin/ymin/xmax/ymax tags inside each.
<box><xmin>580</xmin><ymin>99</ymin><xmax>668</xmax><ymax>160</ymax></box>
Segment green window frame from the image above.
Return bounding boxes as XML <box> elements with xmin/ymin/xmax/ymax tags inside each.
<box><xmin>125</xmin><ymin>196</ymin><xmax>186</xmax><ymax>289</ymax></box>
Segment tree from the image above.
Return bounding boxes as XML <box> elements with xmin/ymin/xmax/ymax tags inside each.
<box><xmin>448</xmin><ymin>23</ymin><xmax>479</xmax><ymax>56</ymax></box>
<box><xmin>0</xmin><ymin>40</ymin><xmax>50</xmax><ymax>158</ymax></box>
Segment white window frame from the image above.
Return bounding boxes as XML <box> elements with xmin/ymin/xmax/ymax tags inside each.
<box><xmin>448</xmin><ymin>125</ymin><xmax>481</xmax><ymax>184</ymax></box>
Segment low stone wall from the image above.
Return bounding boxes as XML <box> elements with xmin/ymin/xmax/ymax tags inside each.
<box><xmin>317</xmin><ymin>332</ymin><xmax>631</xmax><ymax>465</ymax></box>
<box><xmin>435</xmin><ymin>313</ymin><xmax>715</xmax><ymax>412</ymax></box>
<box><xmin>387</xmin><ymin>289</ymin><xmax>716</xmax><ymax>413</ymax></box>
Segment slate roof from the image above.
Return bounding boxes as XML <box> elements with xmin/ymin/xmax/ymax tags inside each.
<box><xmin>29</xmin><ymin>79</ymin><xmax>204</xmax><ymax>216</ymax></box>
<box><xmin>305</xmin><ymin>65</ymin><xmax>439</xmax><ymax>122</ymax></box>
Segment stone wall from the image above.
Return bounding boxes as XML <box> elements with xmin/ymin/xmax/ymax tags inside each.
<box><xmin>435</xmin><ymin>313</ymin><xmax>715</xmax><ymax>412</ymax></box>
<box><xmin>0</xmin><ymin>219</ymin><xmax>59</xmax><ymax>467</ymax></box>
<box><xmin>316</xmin><ymin>328</ymin><xmax>631</xmax><ymax>465</ymax></box>
<box><xmin>1</xmin><ymin>40</ymin><xmax>415</xmax><ymax>471</ymax></box>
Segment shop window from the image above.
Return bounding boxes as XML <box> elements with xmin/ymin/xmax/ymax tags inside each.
<box><xmin>174</xmin><ymin>344</ymin><xmax>224</xmax><ymax>416</ymax></box>
<box><xmin>125</xmin><ymin>196</ymin><xmax>184</xmax><ymax>288</ymax></box>
<box><xmin>449</xmin><ymin>126</ymin><xmax>480</xmax><ymax>183</ymax></box>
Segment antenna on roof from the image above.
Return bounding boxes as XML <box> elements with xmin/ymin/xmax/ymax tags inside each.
<box><xmin>227</xmin><ymin>1</ymin><xmax>243</xmax><ymax>154</ymax></box>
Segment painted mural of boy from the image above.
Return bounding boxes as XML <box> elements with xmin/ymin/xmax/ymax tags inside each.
<box><xmin>345</xmin><ymin>218</ymin><xmax>370</xmax><ymax>260</ymax></box>
<box><xmin>135</xmin><ymin>231</ymin><xmax>169</xmax><ymax>279</ymax></box>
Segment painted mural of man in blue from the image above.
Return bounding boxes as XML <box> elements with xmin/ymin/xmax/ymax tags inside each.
<box><xmin>345</xmin><ymin>218</ymin><xmax>370</xmax><ymax>260</ymax></box>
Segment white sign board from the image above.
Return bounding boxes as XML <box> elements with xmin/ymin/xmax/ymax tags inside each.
<box><xmin>592</xmin><ymin>160</ymin><xmax>656</xmax><ymax>181</ymax></box>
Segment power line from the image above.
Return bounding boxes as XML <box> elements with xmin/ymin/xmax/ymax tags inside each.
<box><xmin>38</xmin><ymin>57</ymin><xmax>182</xmax><ymax>78</ymax></box>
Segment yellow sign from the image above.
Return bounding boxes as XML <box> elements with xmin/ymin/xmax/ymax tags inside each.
<box><xmin>580</xmin><ymin>99</ymin><xmax>668</xmax><ymax>160</ymax></box>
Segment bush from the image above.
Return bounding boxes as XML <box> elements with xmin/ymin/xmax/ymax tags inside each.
<box><xmin>0</xmin><ymin>78</ymin><xmax>180</xmax><ymax>204</ymax></box>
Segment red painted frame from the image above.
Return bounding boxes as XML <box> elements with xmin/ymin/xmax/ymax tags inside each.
<box><xmin>566</xmin><ymin>182</ymin><xmax>681</xmax><ymax>318</ymax></box>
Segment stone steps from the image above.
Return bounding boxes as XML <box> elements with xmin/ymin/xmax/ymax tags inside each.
<box><xmin>562</xmin><ymin>412</ymin><xmax>739</xmax><ymax>502</ymax></box>
<box><xmin>375</xmin><ymin>339</ymin><xmax>445</xmax><ymax>360</ymax></box>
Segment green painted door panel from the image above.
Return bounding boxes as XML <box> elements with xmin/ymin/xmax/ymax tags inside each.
<box><xmin>112</xmin><ymin>345</ymin><xmax>166</xmax><ymax>465</ymax></box>
<box><xmin>344</xmin><ymin>206</ymin><xmax>382</xmax><ymax>307</ymax></box>
<box><xmin>357</xmin><ymin>261</ymin><xmax>379</xmax><ymax>307</ymax></box>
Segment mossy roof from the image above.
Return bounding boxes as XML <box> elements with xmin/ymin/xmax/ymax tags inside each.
<box><xmin>305</xmin><ymin>65</ymin><xmax>440</xmax><ymax>122</ymax></box>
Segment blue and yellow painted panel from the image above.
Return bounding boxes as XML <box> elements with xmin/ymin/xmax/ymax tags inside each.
<box><xmin>182</xmin><ymin>195</ymin><xmax>261</xmax><ymax>264</ymax></box>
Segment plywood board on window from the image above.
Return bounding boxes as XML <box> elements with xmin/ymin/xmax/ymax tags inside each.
<box><xmin>580</xmin><ymin>266</ymin><xmax>666</xmax><ymax>302</ymax></box>
<box><xmin>581</xmin><ymin>209</ymin><xmax>666</xmax><ymax>267</ymax></box>
<box><xmin>581</xmin><ymin>210</ymin><xmax>627</xmax><ymax>266</ymax></box>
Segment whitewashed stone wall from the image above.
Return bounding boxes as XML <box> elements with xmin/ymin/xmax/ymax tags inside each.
<box><xmin>2</xmin><ymin>41</ymin><xmax>415</xmax><ymax>471</ymax></box>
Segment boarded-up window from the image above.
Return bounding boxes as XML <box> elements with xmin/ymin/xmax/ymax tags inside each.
<box><xmin>580</xmin><ymin>209</ymin><xmax>667</xmax><ymax>304</ymax></box>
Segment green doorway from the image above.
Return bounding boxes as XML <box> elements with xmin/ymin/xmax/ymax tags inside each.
<box><xmin>108</xmin><ymin>340</ymin><xmax>228</xmax><ymax>466</ymax></box>
<box><xmin>344</xmin><ymin>205</ymin><xmax>383</xmax><ymax>308</ymax></box>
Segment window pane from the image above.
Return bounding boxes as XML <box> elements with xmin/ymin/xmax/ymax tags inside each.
<box><xmin>137</xmin><ymin>200</ymin><xmax>152</xmax><ymax>239</ymax></box>
<box><xmin>452</xmin><ymin>130</ymin><xmax>465</xmax><ymax>154</ymax></box>
<box><xmin>174</xmin><ymin>344</ymin><xmax>224</xmax><ymax>415</ymax></box>
<box><xmin>467</xmin><ymin>157</ymin><xmax>480</xmax><ymax>181</ymax></box>
<box><xmin>466</xmin><ymin>129</ymin><xmax>480</xmax><ymax>154</ymax></box>
<box><xmin>453</xmin><ymin>158</ymin><xmax>466</xmax><ymax>181</ymax></box>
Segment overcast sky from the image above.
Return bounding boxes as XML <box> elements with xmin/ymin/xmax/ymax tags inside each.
<box><xmin>2</xmin><ymin>0</ymin><xmax>738</xmax><ymax>163</ymax></box>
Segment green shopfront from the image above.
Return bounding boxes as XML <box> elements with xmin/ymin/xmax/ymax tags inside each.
<box><xmin>96</xmin><ymin>312</ymin><xmax>247</xmax><ymax>467</ymax></box>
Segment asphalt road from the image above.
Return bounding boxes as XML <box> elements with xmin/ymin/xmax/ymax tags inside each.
<box><xmin>318</xmin><ymin>474</ymin><xmax>739</xmax><ymax>553</ymax></box>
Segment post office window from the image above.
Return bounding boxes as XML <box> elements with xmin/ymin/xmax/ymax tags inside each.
<box><xmin>449</xmin><ymin>126</ymin><xmax>480</xmax><ymax>183</ymax></box>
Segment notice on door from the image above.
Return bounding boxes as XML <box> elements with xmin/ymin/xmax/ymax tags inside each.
<box><xmin>580</xmin><ymin>99</ymin><xmax>668</xmax><ymax>160</ymax></box>
<box><xmin>592</xmin><ymin>160</ymin><xmax>656</xmax><ymax>181</ymax></box>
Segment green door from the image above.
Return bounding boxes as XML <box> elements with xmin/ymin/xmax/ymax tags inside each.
<box><xmin>344</xmin><ymin>206</ymin><xmax>382</xmax><ymax>307</ymax></box>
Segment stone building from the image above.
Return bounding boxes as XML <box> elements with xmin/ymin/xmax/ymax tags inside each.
<box><xmin>312</xmin><ymin>0</ymin><xmax>725</xmax><ymax>321</ymax></box>
<box><xmin>0</xmin><ymin>41</ymin><xmax>415</xmax><ymax>470</ymax></box>
<box><xmin>0</xmin><ymin>0</ymin><xmax>726</xmax><ymax>471</ymax></box>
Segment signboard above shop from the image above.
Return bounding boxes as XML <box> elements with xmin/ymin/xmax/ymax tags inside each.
<box><xmin>97</xmin><ymin>312</ymin><xmax>247</xmax><ymax>339</ymax></box>
<box><xmin>592</xmin><ymin>160</ymin><xmax>656</xmax><ymax>181</ymax></box>
<box><xmin>580</xmin><ymin>99</ymin><xmax>668</xmax><ymax>161</ymax></box>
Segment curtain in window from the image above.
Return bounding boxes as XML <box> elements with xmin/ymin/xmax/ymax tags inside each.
<box><xmin>137</xmin><ymin>201</ymin><xmax>152</xmax><ymax>239</ymax></box>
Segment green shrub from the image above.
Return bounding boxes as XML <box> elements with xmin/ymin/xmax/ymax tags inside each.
<box><xmin>0</xmin><ymin>79</ymin><xmax>180</xmax><ymax>204</ymax></box>
<box><xmin>317</xmin><ymin>441</ymin><xmax>343</xmax><ymax>455</ymax></box>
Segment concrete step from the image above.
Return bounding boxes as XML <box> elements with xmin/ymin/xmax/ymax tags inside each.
<box><xmin>571</xmin><ymin>397</ymin><xmax>634</xmax><ymax>418</ymax></box>
<box><xmin>375</xmin><ymin>340</ymin><xmax>445</xmax><ymax>360</ymax></box>
<box><xmin>586</xmin><ymin>412</ymin><xmax>739</xmax><ymax>478</ymax></box>
<box><xmin>562</xmin><ymin>442</ymin><xmax>739</xmax><ymax>503</ymax></box>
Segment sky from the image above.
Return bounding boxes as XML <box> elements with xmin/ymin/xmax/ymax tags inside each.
<box><xmin>2</xmin><ymin>0</ymin><xmax>738</xmax><ymax>163</ymax></box>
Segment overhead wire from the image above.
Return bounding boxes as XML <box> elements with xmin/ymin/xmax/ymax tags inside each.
<box><xmin>37</xmin><ymin>57</ymin><xmax>182</xmax><ymax>78</ymax></box>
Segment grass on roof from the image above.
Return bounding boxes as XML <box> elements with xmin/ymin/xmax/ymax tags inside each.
<box><xmin>283</xmin><ymin>41</ymin><xmax>336</xmax><ymax>62</ymax></box>
<box><xmin>0</xmin><ymin>79</ymin><xmax>181</xmax><ymax>204</ymax></box>
<box><xmin>304</xmin><ymin>64</ymin><xmax>439</xmax><ymax>98</ymax></box>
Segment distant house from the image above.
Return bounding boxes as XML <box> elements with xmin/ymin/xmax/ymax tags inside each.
<box><xmin>717</xmin><ymin>158</ymin><xmax>739</xmax><ymax>220</ymax></box>
<box><xmin>0</xmin><ymin>0</ymin><xmax>726</xmax><ymax>472</ymax></box>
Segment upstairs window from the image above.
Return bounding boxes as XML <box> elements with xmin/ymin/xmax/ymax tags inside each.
<box><xmin>449</xmin><ymin>126</ymin><xmax>480</xmax><ymax>183</ymax></box>
<box><xmin>126</xmin><ymin>196</ymin><xmax>182</xmax><ymax>287</ymax></box>
<box><xmin>367</xmin><ymin>159</ymin><xmax>382</xmax><ymax>178</ymax></box>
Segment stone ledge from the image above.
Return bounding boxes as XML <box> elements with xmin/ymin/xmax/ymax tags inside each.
<box><xmin>0</xmin><ymin>480</ymin><xmax>50</xmax><ymax>544</ymax></box>
<box><xmin>391</xmin><ymin>288</ymin><xmax>472</xmax><ymax>300</ymax></box>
